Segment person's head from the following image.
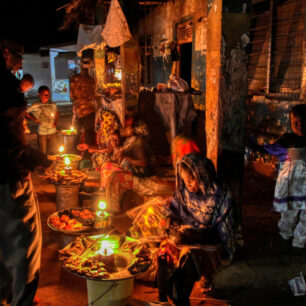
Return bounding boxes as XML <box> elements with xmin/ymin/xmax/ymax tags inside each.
<box><xmin>109</xmin><ymin>130</ymin><xmax>121</xmax><ymax>148</ymax></box>
<box><xmin>20</xmin><ymin>73</ymin><xmax>34</xmax><ymax>92</ymax></box>
<box><xmin>180</xmin><ymin>162</ymin><xmax>200</xmax><ymax>193</ymax></box>
<box><xmin>290</xmin><ymin>104</ymin><xmax>306</xmax><ymax>137</ymax></box>
<box><xmin>0</xmin><ymin>38</ymin><xmax>23</xmax><ymax>73</ymax></box>
<box><xmin>179</xmin><ymin>153</ymin><xmax>218</xmax><ymax>195</ymax></box>
<box><xmin>38</xmin><ymin>86</ymin><xmax>50</xmax><ymax>103</ymax></box>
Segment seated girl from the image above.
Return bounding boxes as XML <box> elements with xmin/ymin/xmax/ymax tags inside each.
<box><xmin>156</xmin><ymin>152</ymin><xmax>241</xmax><ymax>305</ymax></box>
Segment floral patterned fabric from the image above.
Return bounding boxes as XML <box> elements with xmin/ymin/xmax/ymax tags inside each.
<box><xmin>95</xmin><ymin>109</ymin><xmax>121</xmax><ymax>148</ymax></box>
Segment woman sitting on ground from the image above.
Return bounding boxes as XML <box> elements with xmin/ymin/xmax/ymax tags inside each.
<box><xmin>100</xmin><ymin>119</ymin><xmax>174</xmax><ymax>213</ymax></box>
<box><xmin>156</xmin><ymin>152</ymin><xmax>241</xmax><ymax>306</ymax></box>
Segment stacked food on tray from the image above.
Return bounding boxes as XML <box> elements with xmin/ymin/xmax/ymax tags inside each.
<box><xmin>48</xmin><ymin>208</ymin><xmax>112</xmax><ymax>233</ymax></box>
<box><xmin>58</xmin><ymin>235</ymin><xmax>152</xmax><ymax>280</ymax></box>
<box><xmin>44</xmin><ymin>169</ymin><xmax>87</xmax><ymax>185</ymax></box>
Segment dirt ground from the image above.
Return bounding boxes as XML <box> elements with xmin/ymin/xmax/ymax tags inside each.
<box><xmin>27</xmin><ymin>163</ymin><xmax>305</xmax><ymax>306</ymax></box>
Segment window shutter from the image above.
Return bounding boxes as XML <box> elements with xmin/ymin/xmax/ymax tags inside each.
<box><xmin>248</xmin><ymin>0</ymin><xmax>304</xmax><ymax>100</ymax></box>
<box><xmin>177</xmin><ymin>20</ymin><xmax>193</xmax><ymax>45</ymax></box>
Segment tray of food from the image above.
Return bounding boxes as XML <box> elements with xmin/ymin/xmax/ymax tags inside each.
<box><xmin>59</xmin><ymin>235</ymin><xmax>152</xmax><ymax>281</ymax></box>
<box><xmin>47</xmin><ymin>208</ymin><xmax>112</xmax><ymax>236</ymax></box>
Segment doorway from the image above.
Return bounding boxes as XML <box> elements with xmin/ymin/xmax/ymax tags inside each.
<box><xmin>179</xmin><ymin>42</ymin><xmax>192</xmax><ymax>86</ymax></box>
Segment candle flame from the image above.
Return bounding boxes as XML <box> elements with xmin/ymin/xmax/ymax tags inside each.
<box><xmin>70</xmin><ymin>126</ymin><xmax>74</xmax><ymax>131</ymax></box>
<box><xmin>98</xmin><ymin>240</ymin><xmax>114</xmax><ymax>256</ymax></box>
<box><xmin>64</xmin><ymin>157</ymin><xmax>71</xmax><ymax>166</ymax></box>
<box><xmin>98</xmin><ymin>201</ymin><xmax>107</xmax><ymax>211</ymax></box>
<box><xmin>59</xmin><ymin>146</ymin><xmax>64</xmax><ymax>153</ymax></box>
<box><xmin>115</xmin><ymin>69</ymin><xmax>122</xmax><ymax>80</ymax></box>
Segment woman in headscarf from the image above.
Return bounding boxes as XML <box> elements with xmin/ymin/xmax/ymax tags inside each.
<box><xmin>157</xmin><ymin>152</ymin><xmax>240</xmax><ymax>305</ymax></box>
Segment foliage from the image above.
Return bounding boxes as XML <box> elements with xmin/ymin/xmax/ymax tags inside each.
<box><xmin>58</xmin><ymin>0</ymin><xmax>101</xmax><ymax>30</ymax></box>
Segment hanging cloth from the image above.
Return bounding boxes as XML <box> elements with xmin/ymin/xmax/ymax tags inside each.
<box><xmin>76</xmin><ymin>24</ymin><xmax>105</xmax><ymax>57</ymax></box>
<box><xmin>102</xmin><ymin>0</ymin><xmax>132</xmax><ymax>47</ymax></box>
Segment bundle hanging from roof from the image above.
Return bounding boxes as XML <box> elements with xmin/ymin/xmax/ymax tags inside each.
<box><xmin>101</xmin><ymin>0</ymin><xmax>132</xmax><ymax>48</ymax></box>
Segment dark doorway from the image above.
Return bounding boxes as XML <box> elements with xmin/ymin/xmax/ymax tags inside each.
<box><xmin>179</xmin><ymin>42</ymin><xmax>192</xmax><ymax>86</ymax></box>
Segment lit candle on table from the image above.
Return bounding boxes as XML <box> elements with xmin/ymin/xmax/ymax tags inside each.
<box><xmin>59</xmin><ymin>146</ymin><xmax>64</xmax><ymax>155</ymax></box>
<box><xmin>95</xmin><ymin>201</ymin><xmax>111</xmax><ymax>229</ymax></box>
<box><xmin>64</xmin><ymin>157</ymin><xmax>72</xmax><ymax>175</ymax></box>
<box><xmin>98</xmin><ymin>240</ymin><xmax>115</xmax><ymax>267</ymax></box>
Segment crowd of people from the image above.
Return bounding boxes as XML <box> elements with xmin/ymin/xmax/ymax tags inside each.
<box><xmin>0</xmin><ymin>32</ymin><xmax>305</xmax><ymax>306</ymax></box>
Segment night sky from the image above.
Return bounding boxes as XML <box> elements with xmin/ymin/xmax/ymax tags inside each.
<box><xmin>0</xmin><ymin>0</ymin><xmax>78</xmax><ymax>52</ymax></box>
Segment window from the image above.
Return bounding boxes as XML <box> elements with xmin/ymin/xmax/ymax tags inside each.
<box><xmin>248</xmin><ymin>0</ymin><xmax>304</xmax><ymax>100</ymax></box>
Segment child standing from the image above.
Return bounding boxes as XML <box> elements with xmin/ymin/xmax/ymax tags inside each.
<box><xmin>249</xmin><ymin>104</ymin><xmax>306</xmax><ymax>248</ymax></box>
<box><xmin>26</xmin><ymin>85</ymin><xmax>59</xmax><ymax>155</ymax></box>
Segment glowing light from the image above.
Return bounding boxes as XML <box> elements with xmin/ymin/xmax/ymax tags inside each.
<box><xmin>98</xmin><ymin>201</ymin><xmax>107</xmax><ymax>211</ymax></box>
<box><xmin>64</xmin><ymin>157</ymin><xmax>71</xmax><ymax>166</ymax></box>
<box><xmin>70</xmin><ymin>126</ymin><xmax>74</xmax><ymax>131</ymax></box>
<box><xmin>59</xmin><ymin>146</ymin><xmax>64</xmax><ymax>154</ymax></box>
<box><xmin>98</xmin><ymin>240</ymin><xmax>114</xmax><ymax>256</ymax></box>
<box><xmin>115</xmin><ymin>69</ymin><xmax>122</xmax><ymax>80</ymax></box>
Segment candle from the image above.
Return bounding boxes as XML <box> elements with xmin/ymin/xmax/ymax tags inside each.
<box><xmin>98</xmin><ymin>240</ymin><xmax>115</xmax><ymax>267</ymax></box>
<box><xmin>59</xmin><ymin>146</ymin><xmax>64</xmax><ymax>155</ymax></box>
<box><xmin>94</xmin><ymin>201</ymin><xmax>111</xmax><ymax>229</ymax></box>
<box><xmin>64</xmin><ymin>157</ymin><xmax>72</xmax><ymax>175</ymax></box>
<box><xmin>98</xmin><ymin>200</ymin><xmax>107</xmax><ymax>211</ymax></box>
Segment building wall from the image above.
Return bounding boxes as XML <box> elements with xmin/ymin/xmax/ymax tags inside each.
<box><xmin>22</xmin><ymin>53</ymin><xmax>52</xmax><ymax>99</ymax></box>
<box><xmin>245</xmin><ymin>0</ymin><xmax>305</xmax><ymax>178</ymax></box>
<box><xmin>138</xmin><ymin>0</ymin><xmax>207</xmax><ymax>110</ymax></box>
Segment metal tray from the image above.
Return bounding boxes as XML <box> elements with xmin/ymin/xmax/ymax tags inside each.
<box><xmin>47</xmin><ymin>208</ymin><xmax>112</xmax><ymax>236</ymax></box>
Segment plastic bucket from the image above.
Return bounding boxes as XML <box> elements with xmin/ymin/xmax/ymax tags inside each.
<box><xmin>86</xmin><ymin>278</ymin><xmax>134</xmax><ymax>306</ymax></box>
<box><xmin>55</xmin><ymin>184</ymin><xmax>80</xmax><ymax>210</ymax></box>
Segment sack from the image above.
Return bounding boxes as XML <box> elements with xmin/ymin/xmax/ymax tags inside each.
<box><xmin>167</xmin><ymin>74</ymin><xmax>189</xmax><ymax>93</ymax></box>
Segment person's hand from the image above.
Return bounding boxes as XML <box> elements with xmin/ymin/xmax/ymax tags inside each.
<box><xmin>77</xmin><ymin>143</ymin><xmax>88</xmax><ymax>151</ymax></box>
<box><xmin>113</xmin><ymin>150</ymin><xmax>123</xmax><ymax>162</ymax></box>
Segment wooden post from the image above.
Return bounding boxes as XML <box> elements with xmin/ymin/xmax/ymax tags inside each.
<box><xmin>301</xmin><ymin>0</ymin><xmax>306</xmax><ymax>102</ymax></box>
<box><xmin>120</xmin><ymin>38</ymin><xmax>140</xmax><ymax>115</ymax></box>
<box><xmin>205</xmin><ymin>0</ymin><xmax>223</xmax><ymax>169</ymax></box>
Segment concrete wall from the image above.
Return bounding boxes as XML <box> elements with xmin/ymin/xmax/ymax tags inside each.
<box><xmin>138</xmin><ymin>0</ymin><xmax>207</xmax><ymax>110</ymax></box>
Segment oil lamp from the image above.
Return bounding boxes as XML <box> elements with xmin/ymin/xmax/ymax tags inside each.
<box><xmin>64</xmin><ymin>157</ymin><xmax>72</xmax><ymax>175</ymax></box>
<box><xmin>98</xmin><ymin>240</ymin><xmax>115</xmax><ymax>267</ymax></box>
<box><xmin>59</xmin><ymin>146</ymin><xmax>64</xmax><ymax>156</ymax></box>
<box><xmin>94</xmin><ymin>201</ymin><xmax>111</xmax><ymax>229</ymax></box>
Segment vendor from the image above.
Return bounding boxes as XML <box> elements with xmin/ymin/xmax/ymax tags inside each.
<box><xmin>157</xmin><ymin>152</ymin><xmax>241</xmax><ymax>305</ymax></box>
<box><xmin>116</xmin><ymin>119</ymin><xmax>154</xmax><ymax>178</ymax></box>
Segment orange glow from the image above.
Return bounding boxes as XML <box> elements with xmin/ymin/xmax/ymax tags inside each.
<box><xmin>64</xmin><ymin>157</ymin><xmax>71</xmax><ymax>166</ymax></box>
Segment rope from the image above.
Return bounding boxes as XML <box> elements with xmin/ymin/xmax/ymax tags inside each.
<box><xmin>88</xmin><ymin>281</ymin><xmax>117</xmax><ymax>306</ymax></box>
